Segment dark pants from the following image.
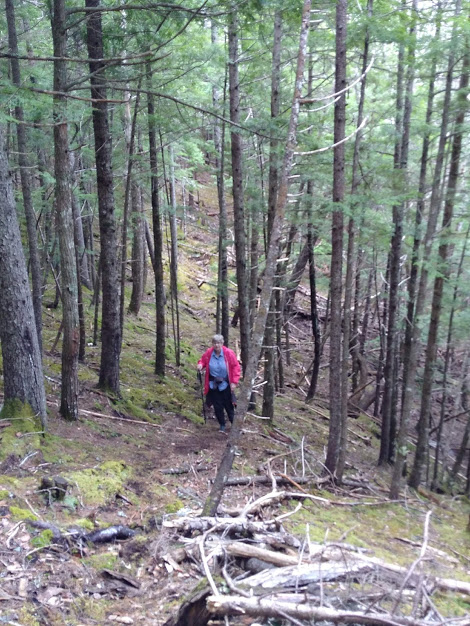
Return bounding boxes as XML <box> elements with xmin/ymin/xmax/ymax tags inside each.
<box><xmin>207</xmin><ymin>386</ymin><xmax>234</xmax><ymax>427</ymax></box>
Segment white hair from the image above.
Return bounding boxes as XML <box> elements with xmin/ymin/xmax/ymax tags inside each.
<box><xmin>212</xmin><ymin>334</ymin><xmax>224</xmax><ymax>343</ymax></box>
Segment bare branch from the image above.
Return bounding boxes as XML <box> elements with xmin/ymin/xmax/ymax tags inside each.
<box><xmin>294</xmin><ymin>115</ymin><xmax>369</xmax><ymax>155</ymax></box>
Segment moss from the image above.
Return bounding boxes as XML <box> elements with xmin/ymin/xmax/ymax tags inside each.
<box><xmin>0</xmin><ymin>489</ymin><xmax>10</xmax><ymax>499</ymax></box>
<box><xmin>66</xmin><ymin>461</ymin><xmax>130</xmax><ymax>506</ymax></box>
<box><xmin>72</xmin><ymin>596</ymin><xmax>110</xmax><ymax>622</ymax></box>
<box><xmin>30</xmin><ymin>529</ymin><xmax>54</xmax><ymax>549</ymax></box>
<box><xmin>17</xmin><ymin>606</ymin><xmax>41</xmax><ymax>626</ymax></box>
<box><xmin>0</xmin><ymin>398</ymin><xmax>36</xmax><ymax>420</ymax></box>
<box><xmin>40</xmin><ymin>433</ymin><xmax>90</xmax><ymax>465</ymax></box>
<box><xmin>165</xmin><ymin>499</ymin><xmax>184</xmax><ymax>513</ymax></box>
<box><xmin>0</xmin><ymin>407</ymin><xmax>42</xmax><ymax>461</ymax></box>
<box><xmin>82</xmin><ymin>551</ymin><xmax>118</xmax><ymax>570</ymax></box>
<box><xmin>74</xmin><ymin>517</ymin><xmax>95</xmax><ymax>531</ymax></box>
<box><xmin>0</xmin><ymin>475</ymin><xmax>20</xmax><ymax>489</ymax></box>
<box><xmin>10</xmin><ymin>506</ymin><xmax>38</xmax><ymax>522</ymax></box>
<box><xmin>433</xmin><ymin>592</ymin><xmax>470</xmax><ymax>618</ymax></box>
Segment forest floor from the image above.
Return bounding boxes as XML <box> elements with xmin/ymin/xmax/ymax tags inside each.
<box><xmin>1</xmin><ymin>194</ymin><xmax>470</xmax><ymax>626</ymax></box>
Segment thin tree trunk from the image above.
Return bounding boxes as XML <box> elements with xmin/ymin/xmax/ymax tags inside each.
<box><xmin>379</xmin><ymin>3</ymin><xmax>411</xmax><ymax>464</ymax></box>
<box><xmin>306</xmin><ymin>192</ymin><xmax>321</xmax><ymax>402</ymax></box>
<box><xmin>325</xmin><ymin>0</ymin><xmax>347</xmax><ymax>479</ymax></box>
<box><xmin>212</xmin><ymin>23</ymin><xmax>229</xmax><ymax>343</ymax></box>
<box><xmin>337</xmin><ymin>0</ymin><xmax>372</xmax><ymax>477</ymax></box>
<box><xmin>120</xmin><ymin>85</ymin><xmax>141</xmax><ymax>329</ymax></box>
<box><xmin>52</xmin><ymin>0</ymin><xmax>79</xmax><ymax>420</ymax></box>
<box><xmin>203</xmin><ymin>0</ymin><xmax>311</xmax><ymax>516</ymax></box>
<box><xmin>228</xmin><ymin>5</ymin><xmax>249</xmax><ymax>373</ymax></box>
<box><xmin>128</xmin><ymin>175</ymin><xmax>145</xmax><ymax>315</ymax></box>
<box><xmin>5</xmin><ymin>0</ymin><xmax>43</xmax><ymax>354</ymax></box>
<box><xmin>147</xmin><ymin>63</ymin><xmax>166</xmax><ymax>377</ymax></box>
<box><xmin>262</xmin><ymin>9</ymin><xmax>283</xmax><ymax>420</ymax></box>
<box><xmin>168</xmin><ymin>144</ymin><xmax>181</xmax><ymax>367</ymax></box>
<box><xmin>86</xmin><ymin>0</ymin><xmax>121</xmax><ymax>394</ymax></box>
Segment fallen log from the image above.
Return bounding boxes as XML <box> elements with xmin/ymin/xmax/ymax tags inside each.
<box><xmin>207</xmin><ymin>593</ymin><xmax>434</xmax><ymax>626</ymax></box>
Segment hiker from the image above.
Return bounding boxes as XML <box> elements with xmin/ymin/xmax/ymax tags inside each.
<box><xmin>197</xmin><ymin>334</ymin><xmax>241</xmax><ymax>433</ymax></box>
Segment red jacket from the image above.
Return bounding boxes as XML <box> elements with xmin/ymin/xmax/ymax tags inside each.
<box><xmin>198</xmin><ymin>347</ymin><xmax>241</xmax><ymax>395</ymax></box>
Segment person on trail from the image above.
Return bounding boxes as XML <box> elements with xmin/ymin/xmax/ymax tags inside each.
<box><xmin>197</xmin><ymin>334</ymin><xmax>241</xmax><ymax>433</ymax></box>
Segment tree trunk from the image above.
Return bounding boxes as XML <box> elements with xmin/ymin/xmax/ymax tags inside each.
<box><xmin>325</xmin><ymin>0</ymin><xmax>347</xmax><ymax>478</ymax></box>
<box><xmin>380</xmin><ymin>1</ymin><xmax>416</xmax><ymax>464</ymax></box>
<box><xmin>128</xmin><ymin>175</ymin><xmax>145</xmax><ymax>315</ymax></box>
<box><xmin>262</xmin><ymin>10</ymin><xmax>283</xmax><ymax>419</ymax></box>
<box><xmin>168</xmin><ymin>145</ymin><xmax>181</xmax><ymax>367</ymax></box>
<box><xmin>203</xmin><ymin>0</ymin><xmax>311</xmax><ymax>516</ymax></box>
<box><xmin>52</xmin><ymin>0</ymin><xmax>80</xmax><ymax>420</ymax></box>
<box><xmin>228</xmin><ymin>5</ymin><xmax>249</xmax><ymax>373</ymax></box>
<box><xmin>212</xmin><ymin>23</ymin><xmax>229</xmax><ymax>343</ymax></box>
<box><xmin>0</xmin><ymin>124</ymin><xmax>47</xmax><ymax>426</ymax></box>
<box><xmin>147</xmin><ymin>63</ymin><xmax>166</xmax><ymax>377</ymax></box>
<box><xmin>306</xmin><ymin>193</ymin><xmax>321</xmax><ymax>402</ymax></box>
<box><xmin>86</xmin><ymin>0</ymin><xmax>121</xmax><ymax>394</ymax></box>
<box><xmin>337</xmin><ymin>0</ymin><xmax>372</xmax><ymax>477</ymax></box>
<box><xmin>5</xmin><ymin>0</ymin><xmax>43</xmax><ymax>355</ymax></box>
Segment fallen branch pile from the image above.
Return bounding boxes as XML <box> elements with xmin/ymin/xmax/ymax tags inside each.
<box><xmin>162</xmin><ymin>490</ymin><xmax>470</xmax><ymax>626</ymax></box>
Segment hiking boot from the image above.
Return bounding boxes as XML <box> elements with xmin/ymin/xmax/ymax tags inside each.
<box><xmin>219</xmin><ymin>425</ymin><xmax>226</xmax><ymax>433</ymax></box>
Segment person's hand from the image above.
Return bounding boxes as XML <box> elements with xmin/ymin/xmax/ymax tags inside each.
<box><xmin>197</xmin><ymin>363</ymin><xmax>203</xmax><ymax>371</ymax></box>
<box><xmin>230</xmin><ymin>383</ymin><xmax>236</xmax><ymax>391</ymax></box>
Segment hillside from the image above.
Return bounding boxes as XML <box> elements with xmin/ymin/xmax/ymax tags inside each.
<box><xmin>1</xmin><ymin>199</ymin><xmax>469</xmax><ymax>626</ymax></box>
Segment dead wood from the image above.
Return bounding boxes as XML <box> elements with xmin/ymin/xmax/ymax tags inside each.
<box><xmin>207</xmin><ymin>594</ymin><xmax>432</xmax><ymax>625</ymax></box>
<box><xmin>161</xmin><ymin>464</ymin><xmax>212</xmax><ymax>475</ymax></box>
<box><xmin>224</xmin><ymin>474</ymin><xmax>315</xmax><ymax>486</ymax></box>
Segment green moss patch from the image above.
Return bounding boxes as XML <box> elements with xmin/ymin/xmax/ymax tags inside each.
<box><xmin>0</xmin><ymin>407</ymin><xmax>42</xmax><ymax>461</ymax></box>
<box><xmin>9</xmin><ymin>506</ymin><xmax>38</xmax><ymax>522</ymax></box>
<box><xmin>66</xmin><ymin>460</ymin><xmax>131</xmax><ymax>506</ymax></box>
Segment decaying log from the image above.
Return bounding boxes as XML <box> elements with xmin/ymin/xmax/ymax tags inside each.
<box><xmin>224</xmin><ymin>474</ymin><xmax>314</xmax><ymax>486</ymax></box>
<box><xmin>207</xmin><ymin>594</ymin><xmax>433</xmax><ymax>626</ymax></box>
<box><xmin>161</xmin><ymin>464</ymin><xmax>211</xmax><ymax>475</ymax></box>
<box><xmin>240</xmin><ymin>560</ymin><xmax>373</xmax><ymax>589</ymax></box>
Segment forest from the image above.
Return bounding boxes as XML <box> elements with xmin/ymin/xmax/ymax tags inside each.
<box><xmin>0</xmin><ymin>0</ymin><xmax>470</xmax><ymax>624</ymax></box>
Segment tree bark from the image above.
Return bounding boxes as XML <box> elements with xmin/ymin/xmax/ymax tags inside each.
<box><xmin>5</xmin><ymin>0</ymin><xmax>43</xmax><ymax>355</ymax></box>
<box><xmin>325</xmin><ymin>0</ymin><xmax>347</xmax><ymax>478</ymax></box>
<box><xmin>168</xmin><ymin>144</ymin><xmax>181</xmax><ymax>367</ymax></box>
<box><xmin>147</xmin><ymin>63</ymin><xmax>166</xmax><ymax>377</ymax></box>
<box><xmin>228</xmin><ymin>5</ymin><xmax>249</xmax><ymax>373</ymax></box>
<box><xmin>52</xmin><ymin>0</ymin><xmax>80</xmax><ymax>420</ymax></box>
<box><xmin>86</xmin><ymin>0</ymin><xmax>121</xmax><ymax>394</ymax></box>
<box><xmin>0</xmin><ymin>124</ymin><xmax>47</xmax><ymax>426</ymax></box>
